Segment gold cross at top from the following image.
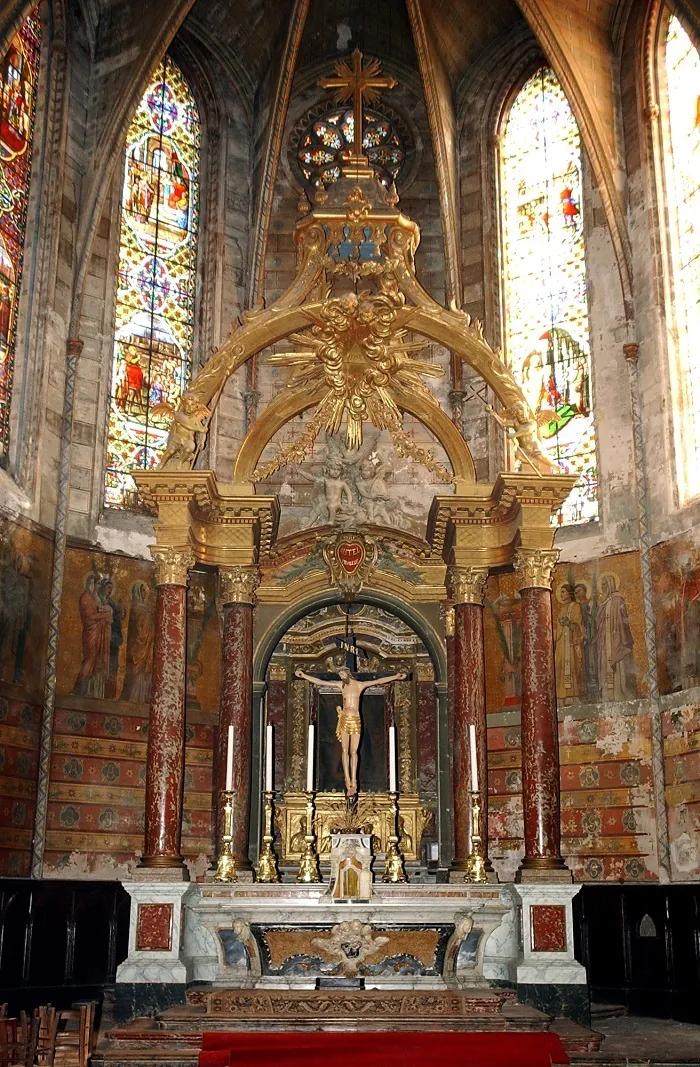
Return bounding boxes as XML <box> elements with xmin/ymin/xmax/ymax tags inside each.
<box><xmin>318</xmin><ymin>49</ymin><xmax>397</xmax><ymax>160</ymax></box>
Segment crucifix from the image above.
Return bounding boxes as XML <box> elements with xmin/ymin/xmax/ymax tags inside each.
<box><xmin>295</xmin><ymin>665</ymin><xmax>406</xmax><ymax>798</ymax></box>
<box><xmin>318</xmin><ymin>49</ymin><xmax>397</xmax><ymax>161</ymax></box>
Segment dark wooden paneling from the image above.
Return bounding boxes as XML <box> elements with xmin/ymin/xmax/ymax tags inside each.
<box><xmin>0</xmin><ymin>880</ymin><xmax>129</xmax><ymax>1014</ymax></box>
<box><xmin>574</xmin><ymin>884</ymin><xmax>700</xmax><ymax>1023</ymax></box>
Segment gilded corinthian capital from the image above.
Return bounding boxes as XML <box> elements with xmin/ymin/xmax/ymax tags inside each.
<box><xmin>447</xmin><ymin>566</ymin><xmax>489</xmax><ymax>606</ymax></box>
<box><xmin>218</xmin><ymin>566</ymin><xmax>261</xmax><ymax>608</ymax></box>
<box><xmin>513</xmin><ymin>547</ymin><xmax>559</xmax><ymax>590</ymax></box>
<box><xmin>150</xmin><ymin>545</ymin><xmax>196</xmax><ymax>587</ymax></box>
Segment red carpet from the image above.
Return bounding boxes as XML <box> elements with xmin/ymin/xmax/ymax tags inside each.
<box><xmin>199</xmin><ymin>1031</ymin><xmax>570</xmax><ymax>1066</ymax></box>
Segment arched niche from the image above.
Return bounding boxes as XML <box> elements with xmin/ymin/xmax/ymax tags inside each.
<box><xmin>253</xmin><ymin>587</ymin><xmax>447</xmax><ymax>686</ymax></box>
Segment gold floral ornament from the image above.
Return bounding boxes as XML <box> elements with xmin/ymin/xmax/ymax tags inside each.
<box><xmin>253</xmin><ymin>287</ymin><xmax>452</xmax><ymax>482</ymax></box>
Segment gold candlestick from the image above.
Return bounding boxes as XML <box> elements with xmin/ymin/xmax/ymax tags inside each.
<box><xmin>464</xmin><ymin>789</ymin><xmax>488</xmax><ymax>884</ymax></box>
<box><xmin>382</xmin><ymin>790</ymin><xmax>408</xmax><ymax>883</ymax></box>
<box><xmin>296</xmin><ymin>790</ymin><xmax>322</xmax><ymax>883</ymax></box>
<box><xmin>257</xmin><ymin>789</ymin><xmax>280</xmax><ymax>883</ymax></box>
<box><xmin>214</xmin><ymin>789</ymin><xmax>237</xmax><ymax>883</ymax></box>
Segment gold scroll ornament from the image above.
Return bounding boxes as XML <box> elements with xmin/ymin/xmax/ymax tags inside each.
<box><xmin>276</xmin><ymin>791</ymin><xmax>432</xmax><ymax>864</ymax></box>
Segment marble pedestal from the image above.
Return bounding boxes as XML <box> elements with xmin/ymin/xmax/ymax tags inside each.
<box><xmin>513</xmin><ymin>884</ymin><xmax>589</xmax><ymax>1026</ymax></box>
<box><xmin>115</xmin><ymin>878</ymin><xmax>196</xmax><ymax>1021</ymax></box>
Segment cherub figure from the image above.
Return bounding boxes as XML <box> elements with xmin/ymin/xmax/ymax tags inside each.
<box><xmin>158</xmin><ymin>393</ymin><xmax>211</xmax><ymax>471</ymax></box>
<box><xmin>356</xmin><ymin>457</ymin><xmax>394</xmax><ymax>525</ymax></box>
<box><xmin>296</xmin><ymin>462</ymin><xmax>355</xmax><ymax>526</ymax></box>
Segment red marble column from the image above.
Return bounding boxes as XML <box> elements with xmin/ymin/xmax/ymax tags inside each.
<box><xmin>449</xmin><ymin>567</ymin><xmax>490</xmax><ymax>874</ymax></box>
<box><xmin>515</xmin><ymin>548</ymin><xmax>570</xmax><ymax>880</ymax></box>
<box><xmin>216</xmin><ymin>567</ymin><xmax>260</xmax><ymax>872</ymax></box>
<box><xmin>139</xmin><ymin>546</ymin><xmax>194</xmax><ymax>870</ymax></box>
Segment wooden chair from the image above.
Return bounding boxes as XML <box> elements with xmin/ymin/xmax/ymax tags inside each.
<box><xmin>0</xmin><ymin>1013</ymin><xmax>39</xmax><ymax>1067</ymax></box>
<box><xmin>52</xmin><ymin>1004</ymin><xmax>94</xmax><ymax>1067</ymax></box>
<box><xmin>35</xmin><ymin>1006</ymin><xmax>58</xmax><ymax>1066</ymax></box>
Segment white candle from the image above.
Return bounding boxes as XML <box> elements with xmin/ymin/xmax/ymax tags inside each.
<box><xmin>225</xmin><ymin>723</ymin><xmax>234</xmax><ymax>792</ymax></box>
<box><xmin>306</xmin><ymin>722</ymin><xmax>315</xmax><ymax>792</ymax></box>
<box><xmin>389</xmin><ymin>724</ymin><xmax>397</xmax><ymax>793</ymax></box>
<box><xmin>265</xmin><ymin>723</ymin><xmax>273</xmax><ymax>792</ymax></box>
<box><xmin>469</xmin><ymin>723</ymin><xmax>479</xmax><ymax>792</ymax></box>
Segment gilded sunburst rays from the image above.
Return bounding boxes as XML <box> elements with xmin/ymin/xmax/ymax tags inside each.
<box><xmin>268</xmin><ymin>291</ymin><xmax>444</xmax><ymax>451</ymax></box>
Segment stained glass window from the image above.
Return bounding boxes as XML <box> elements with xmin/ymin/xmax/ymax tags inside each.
<box><xmin>105</xmin><ymin>56</ymin><xmax>200</xmax><ymax>509</ymax></box>
<box><xmin>0</xmin><ymin>11</ymin><xmax>40</xmax><ymax>468</ymax></box>
<box><xmin>297</xmin><ymin>108</ymin><xmax>404</xmax><ymax>189</ymax></box>
<box><xmin>664</xmin><ymin>16</ymin><xmax>700</xmax><ymax>500</ymax></box>
<box><xmin>500</xmin><ymin>68</ymin><xmax>596</xmax><ymax>525</ymax></box>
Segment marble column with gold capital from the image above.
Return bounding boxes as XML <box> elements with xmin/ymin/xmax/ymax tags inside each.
<box><xmin>447</xmin><ymin>565</ymin><xmax>491</xmax><ymax>876</ymax></box>
<box><xmin>216</xmin><ymin>566</ymin><xmax>260</xmax><ymax>873</ymax></box>
<box><xmin>514</xmin><ymin>547</ymin><xmax>571</xmax><ymax>881</ymax></box>
<box><xmin>139</xmin><ymin>544</ymin><xmax>195</xmax><ymax>872</ymax></box>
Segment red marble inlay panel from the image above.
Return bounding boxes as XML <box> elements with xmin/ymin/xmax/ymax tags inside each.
<box><xmin>531</xmin><ymin>904</ymin><xmax>567</xmax><ymax>952</ymax></box>
<box><xmin>136</xmin><ymin>902</ymin><xmax>173</xmax><ymax>951</ymax></box>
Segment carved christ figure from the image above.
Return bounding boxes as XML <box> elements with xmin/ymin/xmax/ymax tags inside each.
<box><xmin>295</xmin><ymin>665</ymin><xmax>406</xmax><ymax>796</ymax></box>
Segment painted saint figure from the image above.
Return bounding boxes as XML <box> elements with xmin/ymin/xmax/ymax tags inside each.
<box><xmin>72</xmin><ymin>573</ymin><xmax>112</xmax><ymax>698</ymax></box>
<box><xmin>121</xmin><ymin>581</ymin><xmax>154</xmax><ymax>703</ymax></box>
<box><xmin>554</xmin><ymin>583</ymin><xmax>586</xmax><ymax>701</ymax></box>
<box><xmin>596</xmin><ymin>574</ymin><xmax>637</xmax><ymax>701</ymax></box>
<box><xmin>294</xmin><ymin>665</ymin><xmax>406</xmax><ymax>797</ymax></box>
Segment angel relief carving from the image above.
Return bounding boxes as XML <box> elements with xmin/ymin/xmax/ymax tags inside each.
<box><xmin>273</xmin><ymin>428</ymin><xmax>443</xmax><ymax>535</ymax></box>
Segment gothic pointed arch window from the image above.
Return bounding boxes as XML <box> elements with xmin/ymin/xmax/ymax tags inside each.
<box><xmin>500</xmin><ymin>67</ymin><xmax>597</xmax><ymax>526</ymax></box>
<box><xmin>105</xmin><ymin>55</ymin><xmax>200</xmax><ymax>509</ymax></box>
<box><xmin>661</xmin><ymin>15</ymin><xmax>700</xmax><ymax>502</ymax></box>
<box><xmin>0</xmin><ymin>10</ymin><xmax>41</xmax><ymax>468</ymax></box>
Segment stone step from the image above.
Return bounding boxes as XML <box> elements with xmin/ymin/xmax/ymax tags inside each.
<box><xmin>175</xmin><ymin>985</ymin><xmax>528</xmax><ymax>1028</ymax></box>
<box><xmin>590</xmin><ymin>1003</ymin><xmax>628</xmax><ymax>1021</ymax></box>
<box><xmin>551</xmin><ymin>1017</ymin><xmax>605</xmax><ymax>1054</ymax></box>
<box><xmin>96</xmin><ymin>1014</ymin><xmax>603</xmax><ymax>1067</ymax></box>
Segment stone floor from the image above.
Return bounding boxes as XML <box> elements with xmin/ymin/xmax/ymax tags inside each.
<box><xmin>572</xmin><ymin>1016</ymin><xmax>700</xmax><ymax>1064</ymax></box>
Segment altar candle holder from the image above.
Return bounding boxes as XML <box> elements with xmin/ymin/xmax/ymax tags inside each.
<box><xmin>214</xmin><ymin>789</ymin><xmax>238</xmax><ymax>883</ymax></box>
<box><xmin>464</xmin><ymin>790</ymin><xmax>488</xmax><ymax>884</ymax></box>
<box><xmin>257</xmin><ymin>789</ymin><xmax>280</xmax><ymax>883</ymax></box>
<box><xmin>296</xmin><ymin>790</ymin><xmax>321</xmax><ymax>884</ymax></box>
<box><xmin>382</xmin><ymin>790</ymin><xmax>408</xmax><ymax>883</ymax></box>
